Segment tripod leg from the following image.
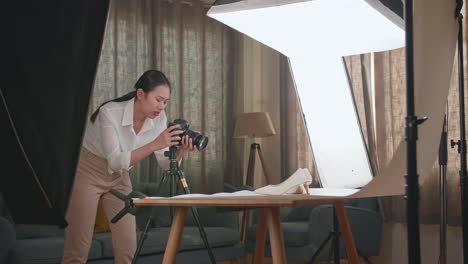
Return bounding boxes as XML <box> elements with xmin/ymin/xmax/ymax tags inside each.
<box><xmin>240</xmin><ymin>144</ymin><xmax>257</xmax><ymax>242</ymax></box>
<box><xmin>189</xmin><ymin>207</ymin><xmax>216</xmax><ymax>263</ymax></box>
<box><xmin>175</xmin><ymin>177</ymin><xmax>180</xmax><ymax>195</ymax></box>
<box><xmin>176</xmin><ymin>170</ymin><xmax>217</xmax><ymax>264</ymax></box>
<box><xmin>132</xmin><ymin>172</ymin><xmax>169</xmax><ymax>263</ymax></box>
<box><xmin>132</xmin><ymin>172</ymin><xmax>172</xmax><ymax>264</ymax></box>
<box><xmin>240</xmin><ymin>210</ymin><xmax>249</xmax><ymax>241</ymax></box>
<box><xmin>246</xmin><ymin>143</ymin><xmax>257</xmax><ymax>187</ymax></box>
<box><xmin>307</xmin><ymin>232</ymin><xmax>334</xmax><ymax>264</ymax></box>
<box><xmin>256</xmin><ymin>145</ymin><xmax>270</xmax><ymax>185</ymax></box>
<box><xmin>156</xmin><ymin>172</ymin><xmax>169</xmax><ymax>195</ymax></box>
<box><xmin>132</xmin><ymin>216</ymin><xmax>153</xmax><ymax>264</ymax></box>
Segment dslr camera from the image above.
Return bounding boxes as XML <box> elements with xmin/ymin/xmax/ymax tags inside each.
<box><xmin>168</xmin><ymin>119</ymin><xmax>209</xmax><ymax>151</ymax></box>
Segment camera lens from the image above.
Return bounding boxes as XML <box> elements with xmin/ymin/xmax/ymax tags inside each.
<box><xmin>187</xmin><ymin>130</ymin><xmax>209</xmax><ymax>151</ymax></box>
<box><xmin>168</xmin><ymin>119</ymin><xmax>209</xmax><ymax>151</ymax></box>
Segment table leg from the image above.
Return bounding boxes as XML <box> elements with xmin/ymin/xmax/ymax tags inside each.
<box><xmin>162</xmin><ymin>207</ymin><xmax>188</xmax><ymax>264</ymax></box>
<box><xmin>334</xmin><ymin>201</ymin><xmax>359</xmax><ymax>264</ymax></box>
<box><xmin>253</xmin><ymin>208</ymin><xmax>268</xmax><ymax>263</ymax></box>
<box><xmin>266</xmin><ymin>207</ymin><xmax>287</xmax><ymax>264</ymax></box>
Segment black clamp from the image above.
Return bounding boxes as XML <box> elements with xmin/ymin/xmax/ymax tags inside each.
<box><xmin>405</xmin><ymin>116</ymin><xmax>428</xmax><ymax>141</ymax></box>
<box><xmin>110</xmin><ymin>190</ymin><xmax>147</xmax><ymax>224</ymax></box>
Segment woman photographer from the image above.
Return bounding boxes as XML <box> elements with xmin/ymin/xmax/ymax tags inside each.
<box><xmin>62</xmin><ymin>70</ymin><xmax>197</xmax><ymax>264</ymax></box>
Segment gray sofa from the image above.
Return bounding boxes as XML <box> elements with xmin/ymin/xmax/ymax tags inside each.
<box><xmin>0</xmin><ymin>183</ymin><xmax>244</xmax><ymax>264</ymax></box>
<box><xmin>245</xmin><ymin>197</ymin><xmax>382</xmax><ymax>262</ymax></box>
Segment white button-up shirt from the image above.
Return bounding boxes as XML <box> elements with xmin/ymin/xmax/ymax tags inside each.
<box><xmin>82</xmin><ymin>99</ymin><xmax>170</xmax><ymax>175</ymax></box>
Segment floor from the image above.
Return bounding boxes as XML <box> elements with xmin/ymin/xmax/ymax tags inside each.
<box><xmin>220</xmin><ymin>221</ymin><xmax>463</xmax><ymax>264</ymax></box>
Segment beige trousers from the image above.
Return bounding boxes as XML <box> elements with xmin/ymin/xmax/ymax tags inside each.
<box><xmin>62</xmin><ymin>148</ymin><xmax>136</xmax><ymax>264</ymax></box>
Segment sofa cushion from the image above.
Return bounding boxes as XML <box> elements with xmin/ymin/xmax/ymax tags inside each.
<box><xmin>178</xmin><ymin>227</ymin><xmax>240</xmax><ymax>250</ymax></box>
<box><xmin>0</xmin><ymin>193</ymin><xmax>14</xmax><ymax>224</ymax></box>
<box><xmin>246</xmin><ymin>221</ymin><xmax>310</xmax><ymax>247</ymax></box>
<box><xmin>93</xmin><ymin>231</ymin><xmax>165</xmax><ymax>258</ymax></box>
<box><xmin>185</xmin><ymin>208</ymin><xmax>239</xmax><ymax>230</ymax></box>
<box><xmin>15</xmin><ymin>236</ymin><xmax>103</xmax><ymax>264</ymax></box>
<box><xmin>282</xmin><ymin>205</ymin><xmax>317</xmax><ymax>222</ymax></box>
<box><xmin>0</xmin><ymin>217</ymin><xmax>16</xmax><ymax>263</ymax></box>
<box><xmin>94</xmin><ymin>226</ymin><xmax>240</xmax><ymax>258</ymax></box>
<box><xmin>15</xmin><ymin>225</ymin><xmax>59</xmax><ymax>239</ymax></box>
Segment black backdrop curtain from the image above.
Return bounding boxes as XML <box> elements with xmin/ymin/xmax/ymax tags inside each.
<box><xmin>1</xmin><ymin>1</ymin><xmax>109</xmax><ymax>225</ymax></box>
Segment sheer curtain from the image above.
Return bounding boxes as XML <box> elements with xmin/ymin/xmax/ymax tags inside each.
<box><xmin>91</xmin><ymin>0</ymin><xmax>235</xmax><ymax>193</ymax></box>
<box><xmin>231</xmin><ymin>34</ymin><xmax>317</xmax><ymax>186</ymax></box>
<box><xmin>345</xmin><ymin>32</ymin><xmax>466</xmax><ymax>225</ymax></box>
<box><xmin>345</xmin><ymin>49</ymin><xmax>407</xmax><ymax>221</ymax></box>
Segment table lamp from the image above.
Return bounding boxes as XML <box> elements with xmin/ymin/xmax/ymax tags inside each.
<box><xmin>234</xmin><ymin>111</ymin><xmax>276</xmax><ymax>241</ymax></box>
<box><xmin>233</xmin><ymin>111</ymin><xmax>276</xmax><ymax>187</ymax></box>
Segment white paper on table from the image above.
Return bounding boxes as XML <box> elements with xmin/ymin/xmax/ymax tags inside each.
<box><xmin>135</xmin><ymin>190</ymin><xmax>260</xmax><ymax>200</ymax></box>
<box><xmin>308</xmin><ymin>188</ymin><xmax>359</xmax><ymax>197</ymax></box>
<box><xmin>135</xmin><ymin>189</ymin><xmax>362</xmax><ymax>200</ymax></box>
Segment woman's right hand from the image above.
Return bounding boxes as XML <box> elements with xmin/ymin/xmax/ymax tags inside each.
<box><xmin>152</xmin><ymin>124</ymin><xmax>184</xmax><ymax>150</ymax></box>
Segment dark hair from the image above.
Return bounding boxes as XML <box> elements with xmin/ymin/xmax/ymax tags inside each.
<box><xmin>90</xmin><ymin>70</ymin><xmax>171</xmax><ymax>123</ymax></box>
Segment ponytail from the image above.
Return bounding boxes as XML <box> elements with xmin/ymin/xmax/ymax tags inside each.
<box><xmin>90</xmin><ymin>91</ymin><xmax>136</xmax><ymax>123</ymax></box>
<box><xmin>90</xmin><ymin>70</ymin><xmax>171</xmax><ymax>123</ymax></box>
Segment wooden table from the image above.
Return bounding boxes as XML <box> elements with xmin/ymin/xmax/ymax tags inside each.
<box><xmin>134</xmin><ymin>195</ymin><xmax>359</xmax><ymax>264</ymax></box>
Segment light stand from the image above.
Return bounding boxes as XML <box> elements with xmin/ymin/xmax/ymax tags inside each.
<box><xmin>439</xmin><ymin>112</ymin><xmax>448</xmax><ymax>264</ymax></box>
<box><xmin>306</xmin><ymin>204</ymin><xmax>372</xmax><ymax>264</ymax></box>
<box><xmin>131</xmin><ymin>146</ymin><xmax>216</xmax><ymax>264</ymax></box>
<box><xmin>404</xmin><ymin>0</ymin><xmax>426</xmax><ymax>262</ymax></box>
<box><xmin>307</xmin><ymin>207</ymin><xmax>340</xmax><ymax>264</ymax></box>
<box><xmin>451</xmin><ymin>2</ymin><xmax>468</xmax><ymax>262</ymax></box>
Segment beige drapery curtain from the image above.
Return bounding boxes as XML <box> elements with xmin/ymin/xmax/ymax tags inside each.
<box><xmin>91</xmin><ymin>0</ymin><xmax>235</xmax><ymax>194</ymax></box>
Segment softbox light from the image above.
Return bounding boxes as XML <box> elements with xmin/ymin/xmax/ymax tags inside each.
<box><xmin>208</xmin><ymin>0</ymin><xmax>457</xmax><ymax>196</ymax></box>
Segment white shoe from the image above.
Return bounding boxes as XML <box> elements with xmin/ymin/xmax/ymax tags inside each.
<box><xmin>255</xmin><ymin>168</ymin><xmax>312</xmax><ymax>195</ymax></box>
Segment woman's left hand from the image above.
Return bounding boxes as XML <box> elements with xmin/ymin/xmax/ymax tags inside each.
<box><xmin>179</xmin><ymin>135</ymin><xmax>199</xmax><ymax>154</ymax></box>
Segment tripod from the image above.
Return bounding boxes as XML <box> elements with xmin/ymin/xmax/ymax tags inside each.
<box><xmin>132</xmin><ymin>146</ymin><xmax>216</xmax><ymax>264</ymax></box>
<box><xmin>307</xmin><ymin>205</ymin><xmax>372</xmax><ymax>264</ymax></box>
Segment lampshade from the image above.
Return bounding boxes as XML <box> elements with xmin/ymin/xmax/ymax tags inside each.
<box><xmin>233</xmin><ymin>112</ymin><xmax>276</xmax><ymax>139</ymax></box>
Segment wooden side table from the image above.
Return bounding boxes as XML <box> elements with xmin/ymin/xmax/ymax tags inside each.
<box><xmin>134</xmin><ymin>195</ymin><xmax>359</xmax><ymax>264</ymax></box>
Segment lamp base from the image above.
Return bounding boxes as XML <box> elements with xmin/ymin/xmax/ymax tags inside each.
<box><xmin>240</xmin><ymin>142</ymin><xmax>270</xmax><ymax>241</ymax></box>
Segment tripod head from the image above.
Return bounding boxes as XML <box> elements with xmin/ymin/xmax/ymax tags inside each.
<box><xmin>164</xmin><ymin>145</ymin><xmax>179</xmax><ymax>170</ymax></box>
